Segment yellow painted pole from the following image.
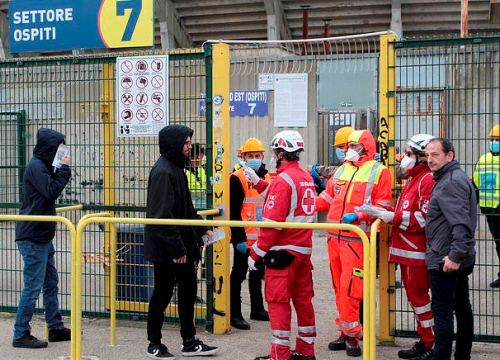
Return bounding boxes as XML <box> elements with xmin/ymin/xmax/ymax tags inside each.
<box><xmin>210</xmin><ymin>43</ymin><xmax>231</xmax><ymax>335</ymax></box>
<box><xmin>197</xmin><ymin>209</ymin><xmax>221</xmax><ymax>217</ymax></box>
<box><xmin>370</xmin><ymin>219</ymin><xmax>382</xmax><ymax>360</ymax></box>
<box><xmin>378</xmin><ymin>33</ymin><xmax>397</xmax><ymax>344</ymax></box>
<box><xmin>110</xmin><ymin>223</ymin><xmax>117</xmax><ymax>347</ymax></box>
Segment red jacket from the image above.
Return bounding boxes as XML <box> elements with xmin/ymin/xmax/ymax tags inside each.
<box><xmin>389</xmin><ymin>162</ymin><xmax>434</xmax><ymax>266</ymax></box>
<box><xmin>250</xmin><ymin>161</ymin><xmax>316</xmax><ymax>260</ymax></box>
<box><xmin>316</xmin><ymin>130</ymin><xmax>392</xmax><ymax>240</ymax></box>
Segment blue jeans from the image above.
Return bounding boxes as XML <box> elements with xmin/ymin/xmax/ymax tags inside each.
<box><xmin>13</xmin><ymin>240</ymin><xmax>64</xmax><ymax>341</ymax></box>
<box><xmin>429</xmin><ymin>265</ymin><xmax>474</xmax><ymax>360</ymax></box>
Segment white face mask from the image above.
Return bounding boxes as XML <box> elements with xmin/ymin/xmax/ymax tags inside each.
<box><xmin>345</xmin><ymin>148</ymin><xmax>361</xmax><ymax>162</ymax></box>
<box><xmin>400</xmin><ymin>155</ymin><xmax>416</xmax><ymax>170</ymax></box>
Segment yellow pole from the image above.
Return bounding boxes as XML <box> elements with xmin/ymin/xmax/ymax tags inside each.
<box><xmin>55</xmin><ymin>204</ymin><xmax>83</xmax><ymax>213</ymax></box>
<box><xmin>210</xmin><ymin>43</ymin><xmax>231</xmax><ymax>335</ymax></box>
<box><xmin>110</xmin><ymin>223</ymin><xmax>117</xmax><ymax>346</ymax></box>
<box><xmin>378</xmin><ymin>33</ymin><xmax>397</xmax><ymax>344</ymax></box>
<box><xmin>370</xmin><ymin>219</ymin><xmax>382</xmax><ymax>360</ymax></box>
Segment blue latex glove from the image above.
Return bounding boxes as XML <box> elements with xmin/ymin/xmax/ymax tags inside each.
<box><xmin>311</xmin><ymin>163</ymin><xmax>321</xmax><ymax>181</ymax></box>
<box><xmin>375</xmin><ymin>152</ymin><xmax>381</xmax><ymax>161</ymax></box>
<box><xmin>235</xmin><ymin>242</ymin><xmax>248</xmax><ymax>254</ymax></box>
<box><xmin>341</xmin><ymin>212</ymin><xmax>358</xmax><ymax>224</ymax></box>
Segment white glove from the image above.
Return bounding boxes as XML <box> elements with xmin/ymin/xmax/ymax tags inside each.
<box><xmin>244</xmin><ymin>167</ymin><xmax>260</xmax><ymax>185</ymax></box>
<box><xmin>248</xmin><ymin>256</ymin><xmax>257</xmax><ymax>271</ymax></box>
<box><xmin>356</xmin><ymin>204</ymin><xmax>395</xmax><ymax>224</ymax></box>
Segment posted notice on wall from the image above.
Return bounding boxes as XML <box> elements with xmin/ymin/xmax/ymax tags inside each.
<box><xmin>116</xmin><ymin>55</ymin><xmax>169</xmax><ymax>138</ymax></box>
<box><xmin>273</xmin><ymin>73</ymin><xmax>308</xmax><ymax>127</ymax></box>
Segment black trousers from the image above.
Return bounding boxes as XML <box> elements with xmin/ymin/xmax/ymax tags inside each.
<box><xmin>147</xmin><ymin>261</ymin><xmax>197</xmax><ymax>344</ymax></box>
<box><xmin>482</xmin><ymin>206</ymin><xmax>500</xmax><ymax>277</ymax></box>
<box><xmin>429</xmin><ymin>265</ymin><xmax>474</xmax><ymax>360</ymax></box>
<box><xmin>230</xmin><ymin>247</ymin><xmax>265</xmax><ymax>318</ymax></box>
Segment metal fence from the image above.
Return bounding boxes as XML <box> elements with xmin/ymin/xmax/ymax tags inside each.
<box><xmin>0</xmin><ymin>49</ymin><xmax>212</xmax><ymax>325</ymax></box>
<box><xmin>388</xmin><ymin>36</ymin><xmax>500</xmax><ymax>342</ymax></box>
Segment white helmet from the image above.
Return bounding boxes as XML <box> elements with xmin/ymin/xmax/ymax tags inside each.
<box><xmin>407</xmin><ymin>134</ymin><xmax>435</xmax><ymax>153</ymax></box>
<box><xmin>270</xmin><ymin>130</ymin><xmax>305</xmax><ymax>153</ymax></box>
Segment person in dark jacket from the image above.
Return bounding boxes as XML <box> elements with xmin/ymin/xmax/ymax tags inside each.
<box><xmin>13</xmin><ymin>128</ymin><xmax>72</xmax><ymax>349</ymax></box>
<box><xmin>144</xmin><ymin>125</ymin><xmax>218</xmax><ymax>359</ymax></box>
<box><xmin>424</xmin><ymin>138</ymin><xmax>477</xmax><ymax>360</ymax></box>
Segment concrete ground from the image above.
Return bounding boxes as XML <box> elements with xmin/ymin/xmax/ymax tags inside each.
<box><xmin>0</xmin><ymin>230</ymin><xmax>499</xmax><ymax>360</ymax></box>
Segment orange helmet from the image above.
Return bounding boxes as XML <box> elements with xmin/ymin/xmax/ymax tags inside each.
<box><xmin>334</xmin><ymin>126</ymin><xmax>355</xmax><ymax>146</ymax></box>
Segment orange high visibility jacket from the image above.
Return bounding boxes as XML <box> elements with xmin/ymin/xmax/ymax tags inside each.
<box><xmin>234</xmin><ymin>168</ymin><xmax>272</xmax><ymax>246</ymax></box>
<box><xmin>316</xmin><ymin>130</ymin><xmax>393</xmax><ymax>240</ymax></box>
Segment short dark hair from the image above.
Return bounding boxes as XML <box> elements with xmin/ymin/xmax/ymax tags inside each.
<box><xmin>428</xmin><ymin>138</ymin><xmax>455</xmax><ymax>159</ymax></box>
<box><xmin>277</xmin><ymin>149</ymin><xmax>302</xmax><ymax>161</ymax></box>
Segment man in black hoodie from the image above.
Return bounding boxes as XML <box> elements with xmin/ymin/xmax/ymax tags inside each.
<box><xmin>144</xmin><ymin>125</ymin><xmax>218</xmax><ymax>359</ymax></box>
<box><xmin>13</xmin><ymin>128</ymin><xmax>72</xmax><ymax>349</ymax></box>
<box><xmin>425</xmin><ymin>138</ymin><xmax>476</xmax><ymax>360</ymax></box>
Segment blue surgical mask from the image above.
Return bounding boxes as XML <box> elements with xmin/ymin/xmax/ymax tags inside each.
<box><xmin>246</xmin><ymin>159</ymin><xmax>262</xmax><ymax>170</ymax></box>
<box><xmin>335</xmin><ymin>148</ymin><xmax>346</xmax><ymax>162</ymax></box>
<box><xmin>490</xmin><ymin>140</ymin><xmax>500</xmax><ymax>154</ymax></box>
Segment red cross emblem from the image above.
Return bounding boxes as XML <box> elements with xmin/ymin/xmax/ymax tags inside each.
<box><xmin>302</xmin><ymin>188</ymin><xmax>316</xmax><ymax>215</ymax></box>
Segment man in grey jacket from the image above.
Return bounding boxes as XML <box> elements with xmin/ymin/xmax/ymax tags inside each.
<box><xmin>425</xmin><ymin>138</ymin><xmax>476</xmax><ymax>360</ymax></box>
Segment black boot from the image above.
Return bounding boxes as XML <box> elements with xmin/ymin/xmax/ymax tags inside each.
<box><xmin>345</xmin><ymin>336</ymin><xmax>362</xmax><ymax>357</ymax></box>
<box><xmin>12</xmin><ymin>334</ymin><xmax>48</xmax><ymax>348</ymax></box>
<box><xmin>48</xmin><ymin>327</ymin><xmax>71</xmax><ymax>342</ymax></box>
<box><xmin>250</xmin><ymin>308</ymin><xmax>269</xmax><ymax>321</ymax></box>
<box><xmin>398</xmin><ymin>341</ymin><xmax>427</xmax><ymax>359</ymax></box>
<box><xmin>328</xmin><ymin>333</ymin><xmax>347</xmax><ymax>351</ymax></box>
<box><xmin>230</xmin><ymin>315</ymin><xmax>250</xmax><ymax>330</ymax></box>
<box><xmin>291</xmin><ymin>351</ymin><xmax>316</xmax><ymax>359</ymax></box>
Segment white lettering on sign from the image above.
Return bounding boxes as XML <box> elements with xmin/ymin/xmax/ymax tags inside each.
<box><xmin>12</xmin><ymin>8</ymin><xmax>73</xmax><ymax>24</ymax></box>
<box><xmin>13</xmin><ymin>27</ymin><xmax>56</xmax><ymax>42</ymax></box>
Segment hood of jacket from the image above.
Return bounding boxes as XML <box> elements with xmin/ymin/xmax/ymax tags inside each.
<box><xmin>33</xmin><ymin>128</ymin><xmax>65</xmax><ymax>164</ymax></box>
<box><xmin>347</xmin><ymin>130</ymin><xmax>376</xmax><ymax>167</ymax></box>
<box><xmin>433</xmin><ymin>160</ymin><xmax>460</xmax><ymax>181</ymax></box>
<box><xmin>159</xmin><ymin>125</ymin><xmax>194</xmax><ymax>168</ymax></box>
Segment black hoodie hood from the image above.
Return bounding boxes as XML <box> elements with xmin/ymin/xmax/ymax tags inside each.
<box><xmin>159</xmin><ymin>125</ymin><xmax>194</xmax><ymax>168</ymax></box>
<box><xmin>33</xmin><ymin>128</ymin><xmax>65</xmax><ymax>164</ymax></box>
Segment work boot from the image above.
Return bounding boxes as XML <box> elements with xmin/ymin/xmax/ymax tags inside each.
<box><xmin>398</xmin><ymin>341</ymin><xmax>427</xmax><ymax>359</ymax></box>
<box><xmin>328</xmin><ymin>333</ymin><xmax>347</xmax><ymax>351</ymax></box>
<box><xmin>230</xmin><ymin>315</ymin><xmax>250</xmax><ymax>330</ymax></box>
<box><xmin>291</xmin><ymin>351</ymin><xmax>316</xmax><ymax>359</ymax></box>
<box><xmin>48</xmin><ymin>327</ymin><xmax>71</xmax><ymax>342</ymax></box>
<box><xmin>12</xmin><ymin>334</ymin><xmax>48</xmax><ymax>348</ymax></box>
<box><xmin>254</xmin><ymin>356</ymin><xmax>271</xmax><ymax>360</ymax></box>
<box><xmin>250</xmin><ymin>308</ymin><xmax>269</xmax><ymax>321</ymax></box>
<box><xmin>490</xmin><ymin>277</ymin><xmax>500</xmax><ymax>288</ymax></box>
<box><xmin>345</xmin><ymin>336</ymin><xmax>362</xmax><ymax>357</ymax></box>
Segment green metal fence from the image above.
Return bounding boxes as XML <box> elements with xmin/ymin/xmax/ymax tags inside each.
<box><xmin>391</xmin><ymin>36</ymin><xmax>500</xmax><ymax>342</ymax></box>
<box><xmin>0</xmin><ymin>49</ymin><xmax>213</xmax><ymax>326</ymax></box>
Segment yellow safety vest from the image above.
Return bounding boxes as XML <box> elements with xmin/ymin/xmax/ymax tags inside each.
<box><xmin>185</xmin><ymin>167</ymin><xmax>207</xmax><ymax>207</ymax></box>
<box><xmin>473</xmin><ymin>152</ymin><xmax>500</xmax><ymax>208</ymax></box>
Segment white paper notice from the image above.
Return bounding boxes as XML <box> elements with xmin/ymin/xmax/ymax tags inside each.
<box><xmin>258</xmin><ymin>73</ymin><xmax>275</xmax><ymax>90</ymax></box>
<box><xmin>273</xmin><ymin>73</ymin><xmax>308</xmax><ymax>127</ymax></box>
<box><xmin>116</xmin><ymin>55</ymin><xmax>169</xmax><ymax>138</ymax></box>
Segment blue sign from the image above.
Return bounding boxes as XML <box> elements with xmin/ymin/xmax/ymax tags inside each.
<box><xmin>9</xmin><ymin>0</ymin><xmax>153</xmax><ymax>53</ymax></box>
<box><xmin>198</xmin><ymin>91</ymin><xmax>269</xmax><ymax>117</ymax></box>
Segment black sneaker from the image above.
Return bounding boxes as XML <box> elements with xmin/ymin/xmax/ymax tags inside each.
<box><xmin>147</xmin><ymin>343</ymin><xmax>175</xmax><ymax>359</ymax></box>
<box><xmin>181</xmin><ymin>338</ymin><xmax>218</xmax><ymax>357</ymax></box>
<box><xmin>398</xmin><ymin>341</ymin><xmax>427</xmax><ymax>359</ymax></box>
<box><xmin>411</xmin><ymin>349</ymin><xmax>433</xmax><ymax>360</ymax></box>
<box><xmin>12</xmin><ymin>334</ymin><xmax>48</xmax><ymax>348</ymax></box>
<box><xmin>345</xmin><ymin>336</ymin><xmax>362</xmax><ymax>357</ymax></box>
<box><xmin>48</xmin><ymin>327</ymin><xmax>71</xmax><ymax>342</ymax></box>
<box><xmin>328</xmin><ymin>333</ymin><xmax>347</xmax><ymax>351</ymax></box>
<box><xmin>250</xmin><ymin>309</ymin><xmax>269</xmax><ymax>321</ymax></box>
<box><xmin>291</xmin><ymin>351</ymin><xmax>316</xmax><ymax>359</ymax></box>
<box><xmin>490</xmin><ymin>278</ymin><xmax>500</xmax><ymax>288</ymax></box>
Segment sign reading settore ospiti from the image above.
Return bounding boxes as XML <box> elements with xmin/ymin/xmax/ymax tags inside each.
<box><xmin>9</xmin><ymin>0</ymin><xmax>153</xmax><ymax>53</ymax></box>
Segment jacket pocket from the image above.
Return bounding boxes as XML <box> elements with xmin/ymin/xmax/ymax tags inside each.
<box><xmin>347</xmin><ymin>268</ymin><xmax>364</xmax><ymax>301</ymax></box>
<box><xmin>347</xmin><ymin>183</ymin><xmax>367</xmax><ymax>206</ymax></box>
<box><xmin>265</xmin><ymin>268</ymin><xmax>290</xmax><ymax>303</ymax></box>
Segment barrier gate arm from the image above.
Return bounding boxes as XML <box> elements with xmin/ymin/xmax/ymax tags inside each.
<box><xmin>74</xmin><ymin>217</ymin><xmax>375</xmax><ymax>360</ymax></box>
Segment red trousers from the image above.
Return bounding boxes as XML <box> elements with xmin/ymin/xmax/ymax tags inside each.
<box><xmin>265</xmin><ymin>255</ymin><xmax>316</xmax><ymax>360</ymax></box>
<box><xmin>400</xmin><ymin>264</ymin><xmax>434</xmax><ymax>349</ymax></box>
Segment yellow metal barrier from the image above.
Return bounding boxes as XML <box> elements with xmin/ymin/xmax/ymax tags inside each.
<box><xmin>56</xmin><ymin>204</ymin><xmax>84</xmax><ymax>213</ymax></box>
<box><xmin>72</xmin><ymin>217</ymin><xmax>378</xmax><ymax>360</ymax></box>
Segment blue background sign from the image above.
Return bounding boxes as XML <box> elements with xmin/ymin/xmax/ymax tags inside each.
<box><xmin>199</xmin><ymin>91</ymin><xmax>269</xmax><ymax>117</ymax></box>
<box><xmin>9</xmin><ymin>0</ymin><xmax>153</xmax><ymax>53</ymax></box>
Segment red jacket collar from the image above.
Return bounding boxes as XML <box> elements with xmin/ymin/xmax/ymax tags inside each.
<box><xmin>277</xmin><ymin>160</ymin><xmax>300</xmax><ymax>174</ymax></box>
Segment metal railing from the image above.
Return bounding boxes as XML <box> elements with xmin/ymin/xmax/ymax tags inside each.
<box><xmin>72</xmin><ymin>216</ymin><xmax>380</xmax><ymax>360</ymax></box>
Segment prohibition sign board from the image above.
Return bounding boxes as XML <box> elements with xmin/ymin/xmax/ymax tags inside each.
<box><xmin>117</xmin><ymin>55</ymin><xmax>169</xmax><ymax>137</ymax></box>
